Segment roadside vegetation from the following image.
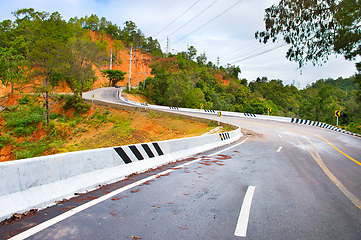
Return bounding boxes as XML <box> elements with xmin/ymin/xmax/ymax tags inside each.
<box><xmin>0</xmin><ymin>94</ymin><xmax>216</xmax><ymax>161</ymax></box>
<box><xmin>128</xmin><ymin>51</ymin><xmax>361</xmax><ymax>134</ymax></box>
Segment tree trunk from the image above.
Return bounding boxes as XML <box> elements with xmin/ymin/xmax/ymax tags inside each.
<box><xmin>45</xmin><ymin>74</ymin><xmax>50</xmax><ymax>125</ymax></box>
<box><xmin>81</xmin><ymin>81</ymin><xmax>84</xmax><ymax>98</ymax></box>
<box><xmin>45</xmin><ymin>91</ymin><xmax>50</xmax><ymax>125</ymax></box>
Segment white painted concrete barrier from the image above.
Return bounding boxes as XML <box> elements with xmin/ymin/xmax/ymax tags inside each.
<box><xmin>0</xmin><ymin>127</ymin><xmax>241</xmax><ymax>221</ymax></box>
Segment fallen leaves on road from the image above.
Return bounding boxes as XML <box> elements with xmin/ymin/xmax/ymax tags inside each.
<box><xmin>130</xmin><ymin>235</ymin><xmax>142</xmax><ymax>239</ymax></box>
<box><xmin>216</xmin><ymin>154</ymin><xmax>232</xmax><ymax>160</ymax></box>
<box><xmin>110</xmin><ymin>210</ymin><xmax>119</xmax><ymax>218</ymax></box>
<box><xmin>130</xmin><ymin>188</ymin><xmax>141</xmax><ymax>193</ymax></box>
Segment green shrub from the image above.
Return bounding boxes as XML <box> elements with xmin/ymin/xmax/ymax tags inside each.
<box><xmin>0</xmin><ymin>133</ymin><xmax>14</xmax><ymax>150</ymax></box>
<box><xmin>207</xmin><ymin>121</ymin><xmax>218</xmax><ymax>128</ymax></box>
<box><xmin>3</xmin><ymin>105</ymin><xmax>44</xmax><ymax>136</ymax></box>
<box><xmin>149</xmin><ymin>111</ymin><xmax>159</xmax><ymax>118</ymax></box>
<box><xmin>345</xmin><ymin>122</ymin><xmax>361</xmax><ymax>134</ymax></box>
<box><xmin>90</xmin><ymin>110</ymin><xmax>112</xmax><ymax>125</ymax></box>
<box><xmin>63</xmin><ymin>95</ymin><xmax>90</xmax><ymax>114</ymax></box>
<box><xmin>18</xmin><ymin>95</ymin><xmax>31</xmax><ymax>105</ymax></box>
<box><xmin>15</xmin><ymin>139</ymin><xmax>50</xmax><ymax>160</ymax></box>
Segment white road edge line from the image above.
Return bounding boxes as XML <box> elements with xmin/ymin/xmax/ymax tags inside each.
<box><xmin>276</xmin><ymin>146</ymin><xmax>282</xmax><ymax>152</ymax></box>
<box><xmin>10</xmin><ymin>138</ymin><xmax>249</xmax><ymax>240</ymax></box>
<box><xmin>234</xmin><ymin>186</ymin><xmax>256</xmax><ymax>237</ymax></box>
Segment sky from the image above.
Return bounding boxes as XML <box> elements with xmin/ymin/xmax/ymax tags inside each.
<box><xmin>0</xmin><ymin>0</ymin><xmax>359</xmax><ymax>89</ymax></box>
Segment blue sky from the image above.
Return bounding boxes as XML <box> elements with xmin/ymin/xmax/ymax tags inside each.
<box><xmin>0</xmin><ymin>0</ymin><xmax>359</xmax><ymax>88</ymax></box>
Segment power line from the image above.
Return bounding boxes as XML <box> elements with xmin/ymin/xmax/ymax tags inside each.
<box><xmin>153</xmin><ymin>0</ymin><xmax>201</xmax><ymax>38</ymax></box>
<box><xmin>221</xmin><ymin>41</ymin><xmax>258</xmax><ymax>59</ymax></box>
<box><xmin>160</xmin><ymin>0</ymin><xmax>219</xmax><ymax>42</ymax></box>
<box><xmin>228</xmin><ymin>43</ymin><xmax>288</xmax><ymax>64</ymax></box>
<box><xmin>143</xmin><ymin>0</ymin><xmax>178</xmax><ymax>31</ymax></box>
<box><xmin>222</xmin><ymin>42</ymin><xmax>272</xmax><ymax>62</ymax></box>
<box><xmin>172</xmin><ymin>0</ymin><xmax>245</xmax><ymax>45</ymax></box>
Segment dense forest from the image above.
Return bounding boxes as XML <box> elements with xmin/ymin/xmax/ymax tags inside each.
<box><xmin>0</xmin><ymin>8</ymin><xmax>360</xmax><ymax>134</ymax></box>
<box><xmin>133</xmin><ymin>47</ymin><xmax>360</xmax><ymax>133</ymax></box>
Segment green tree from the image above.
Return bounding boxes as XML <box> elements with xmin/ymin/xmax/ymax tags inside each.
<box><xmin>0</xmin><ymin>20</ymin><xmax>14</xmax><ymax>48</ymax></box>
<box><xmin>223</xmin><ymin>64</ymin><xmax>241</xmax><ymax>80</ymax></box>
<box><xmin>141</xmin><ymin>37</ymin><xmax>162</xmax><ymax>56</ymax></box>
<box><xmin>14</xmin><ymin>8</ymin><xmax>73</xmax><ymax>124</ymax></box>
<box><xmin>101</xmin><ymin>70</ymin><xmax>126</xmax><ymax>87</ymax></box>
<box><xmin>81</xmin><ymin>14</ymin><xmax>100</xmax><ymax>31</ymax></box>
<box><xmin>0</xmin><ymin>46</ymin><xmax>28</xmax><ymax>93</ymax></box>
<box><xmin>66</xmin><ymin>33</ymin><xmax>108</xmax><ymax>97</ymax></box>
<box><xmin>196</xmin><ymin>52</ymin><xmax>207</xmax><ymax>66</ymax></box>
<box><xmin>121</xmin><ymin>21</ymin><xmax>138</xmax><ymax>46</ymax></box>
<box><xmin>256</xmin><ymin>0</ymin><xmax>361</xmax><ymax>99</ymax></box>
<box><xmin>187</xmin><ymin>46</ymin><xmax>197</xmax><ymax>60</ymax></box>
<box><xmin>246</xmin><ymin>98</ymin><xmax>268</xmax><ymax>114</ymax></box>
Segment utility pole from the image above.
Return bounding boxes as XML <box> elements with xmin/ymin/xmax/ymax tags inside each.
<box><xmin>166</xmin><ymin>37</ymin><xmax>169</xmax><ymax>56</ymax></box>
<box><xmin>143</xmin><ymin>73</ymin><xmax>147</xmax><ymax>89</ymax></box>
<box><xmin>138</xmin><ymin>72</ymin><xmax>147</xmax><ymax>89</ymax></box>
<box><xmin>138</xmin><ymin>72</ymin><xmax>141</xmax><ymax>89</ymax></box>
<box><xmin>128</xmin><ymin>44</ymin><xmax>133</xmax><ymax>92</ymax></box>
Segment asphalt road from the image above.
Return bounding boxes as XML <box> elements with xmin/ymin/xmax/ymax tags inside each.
<box><xmin>2</xmin><ymin>89</ymin><xmax>360</xmax><ymax>239</ymax></box>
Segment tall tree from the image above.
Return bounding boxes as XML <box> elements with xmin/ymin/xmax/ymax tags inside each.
<box><xmin>0</xmin><ymin>47</ymin><xmax>28</xmax><ymax>93</ymax></box>
<box><xmin>66</xmin><ymin>32</ymin><xmax>108</xmax><ymax>97</ymax></box>
<box><xmin>187</xmin><ymin>46</ymin><xmax>197</xmax><ymax>60</ymax></box>
<box><xmin>14</xmin><ymin>8</ymin><xmax>73</xmax><ymax>124</ymax></box>
<box><xmin>101</xmin><ymin>69</ymin><xmax>126</xmax><ymax>87</ymax></box>
<box><xmin>255</xmin><ymin>0</ymin><xmax>361</xmax><ymax>100</ymax></box>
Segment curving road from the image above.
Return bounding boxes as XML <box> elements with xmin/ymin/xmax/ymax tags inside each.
<box><xmin>3</xmin><ymin>88</ymin><xmax>360</xmax><ymax>239</ymax></box>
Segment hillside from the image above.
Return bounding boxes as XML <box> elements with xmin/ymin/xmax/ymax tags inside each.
<box><xmin>0</xmin><ymin>94</ymin><xmax>216</xmax><ymax>162</ymax></box>
<box><xmin>0</xmin><ymin>31</ymin><xmax>153</xmax><ymax>97</ymax></box>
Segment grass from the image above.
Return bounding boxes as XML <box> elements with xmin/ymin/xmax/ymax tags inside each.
<box><xmin>0</xmin><ymin>94</ymin><xmax>214</xmax><ymax>161</ymax></box>
<box><xmin>343</xmin><ymin>122</ymin><xmax>361</xmax><ymax>135</ymax></box>
<box><xmin>0</xmin><ymin>94</ymin><xmax>92</xmax><ymax>159</ymax></box>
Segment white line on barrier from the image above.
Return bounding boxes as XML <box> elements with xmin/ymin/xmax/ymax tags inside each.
<box><xmin>234</xmin><ymin>186</ymin><xmax>256</xmax><ymax>237</ymax></box>
<box><xmin>10</xmin><ymin>138</ymin><xmax>249</xmax><ymax>240</ymax></box>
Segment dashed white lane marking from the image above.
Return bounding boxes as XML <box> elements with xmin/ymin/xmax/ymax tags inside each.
<box><xmin>10</xmin><ymin>138</ymin><xmax>250</xmax><ymax>240</ymax></box>
<box><xmin>234</xmin><ymin>186</ymin><xmax>256</xmax><ymax>237</ymax></box>
<box><xmin>278</xmin><ymin>134</ymin><xmax>282</xmax><ymax>138</ymax></box>
<box><xmin>276</xmin><ymin>146</ymin><xmax>282</xmax><ymax>152</ymax></box>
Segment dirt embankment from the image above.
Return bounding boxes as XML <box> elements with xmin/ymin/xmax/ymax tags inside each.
<box><xmin>89</xmin><ymin>31</ymin><xmax>154</xmax><ymax>90</ymax></box>
<box><xmin>0</xmin><ymin>31</ymin><xmax>154</xmax><ymax>97</ymax></box>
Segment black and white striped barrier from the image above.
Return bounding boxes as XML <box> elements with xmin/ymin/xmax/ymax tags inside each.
<box><xmin>113</xmin><ymin>142</ymin><xmax>164</xmax><ymax>164</ymax></box>
<box><xmin>169</xmin><ymin>106</ymin><xmax>179</xmax><ymax>110</ymax></box>
<box><xmin>244</xmin><ymin>113</ymin><xmax>256</xmax><ymax>117</ymax></box>
<box><xmin>219</xmin><ymin>132</ymin><xmax>230</xmax><ymax>141</ymax></box>
<box><xmin>204</xmin><ymin>109</ymin><xmax>216</xmax><ymax>113</ymax></box>
<box><xmin>0</xmin><ymin>126</ymin><xmax>242</xmax><ymax>221</ymax></box>
<box><xmin>291</xmin><ymin>118</ymin><xmax>360</xmax><ymax>136</ymax></box>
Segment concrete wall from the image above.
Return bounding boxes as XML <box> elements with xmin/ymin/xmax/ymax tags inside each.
<box><xmin>0</xmin><ymin>124</ymin><xmax>241</xmax><ymax>221</ymax></box>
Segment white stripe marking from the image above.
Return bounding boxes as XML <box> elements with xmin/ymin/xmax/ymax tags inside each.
<box><xmin>278</xmin><ymin>134</ymin><xmax>282</xmax><ymax>138</ymax></box>
<box><xmin>10</xmin><ymin>138</ymin><xmax>249</xmax><ymax>240</ymax></box>
<box><xmin>234</xmin><ymin>186</ymin><xmax>256</xmax><ymax>237</ymax></box>
<box><xmin>276</xmin><ymin>146</ymin><xmax>282</xmax><ymax>152</ymax></box>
